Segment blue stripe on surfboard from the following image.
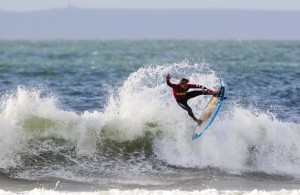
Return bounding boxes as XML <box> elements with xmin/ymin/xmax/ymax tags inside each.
<box><xmin>192</xmin><ymin>86</ymin><xmax>226</xmax><ymax>140</ymax></box>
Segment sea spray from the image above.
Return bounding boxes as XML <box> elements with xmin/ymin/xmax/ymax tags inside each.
<box><xmin>0</xmin><ymin>62</ymin><xmax>299</xmax><ymax>182</ymax></box>
<box><xmin>103</xmin><ymin>62</ymin><xmax>300</xmax><ymax>177</ymax></box>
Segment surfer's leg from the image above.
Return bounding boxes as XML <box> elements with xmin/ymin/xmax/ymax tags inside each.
<box><xmin>185</xmin><ymin>90</ymin><xmax>207</xmax><ymax>100</ymax></box>
<box><xmin>177</xmin><ymin>100</ymin><xmax>202</xmax><ymax>123</ymax></box>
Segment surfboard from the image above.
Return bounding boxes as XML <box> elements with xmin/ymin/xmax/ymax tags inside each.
<box><xmin>192</xmin><ymin>86</ymin><xmax>226</xmax><ymax>140</ymax></box>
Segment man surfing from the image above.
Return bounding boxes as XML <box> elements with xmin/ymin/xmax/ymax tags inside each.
<box><xmin>166</xmin><ymin>73</ymin><xmax>219</xmax><ymax>124</ymax></box>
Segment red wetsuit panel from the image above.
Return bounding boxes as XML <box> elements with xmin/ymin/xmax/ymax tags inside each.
<box><xmin>167</xmin><ymin>80</ymin><xmax>202</xmax><ymax>100</ymax></box>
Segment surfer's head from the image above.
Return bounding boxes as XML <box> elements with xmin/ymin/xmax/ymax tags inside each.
<box><xmin>179</xmin><ymin>78</ymin><xmax>189</xmax><ymax>84</ymax></box>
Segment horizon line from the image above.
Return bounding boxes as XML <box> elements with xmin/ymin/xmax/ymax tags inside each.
<box><xmin>2</xmin><ymin>7</ymin><xmax>300</xmax><ymax>13</ymax></box>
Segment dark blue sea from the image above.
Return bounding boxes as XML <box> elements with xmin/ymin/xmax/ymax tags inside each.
<box><xmin>0</xmin><ymin>40</ymin><xmax>299</xmax><ymax>194</ymax></box>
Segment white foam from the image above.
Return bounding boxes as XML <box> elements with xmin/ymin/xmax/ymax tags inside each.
<box><xmin>1</xmin><ymin>188</ymin><xmax>300</xmax><ymax>195</ymax></box>
<box><xmin>104</xmin><ymin>62</ymin><xmax>300</xmax><ymax>177</ymax></box>
<box><xmin>0</xmin><ymin>62</ymin><xmax>299</xmax><ymax>178</ymax></box>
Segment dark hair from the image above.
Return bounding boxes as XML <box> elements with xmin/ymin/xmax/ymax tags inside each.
<box><xmin>179</xmin><ymin>78</ymin><xmax>189</xmax><ymax>84</ymax></box>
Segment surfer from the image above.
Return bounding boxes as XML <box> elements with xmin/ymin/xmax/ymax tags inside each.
<box><xmin>166</xmin><ymin>73</ymin><xmax>219</xmax><ymax>124</ymax></box>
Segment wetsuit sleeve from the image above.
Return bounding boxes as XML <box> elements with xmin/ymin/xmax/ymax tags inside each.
<box><xmin>166</xmin><ymin>79</ymin><xmax>174</xmax><ymax>88</ymax></box>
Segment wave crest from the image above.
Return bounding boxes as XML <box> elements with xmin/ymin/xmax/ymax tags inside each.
<box><xmin>0</xmin><ymin>62</ymin><xmax>300</xmax><ymax>181</ymax></box>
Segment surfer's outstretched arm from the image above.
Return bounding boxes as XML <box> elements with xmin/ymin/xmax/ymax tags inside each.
<box><xmin>166</xmin><ymin>73</ymin><xmax>174</xmax><ymax>87</ymax></box>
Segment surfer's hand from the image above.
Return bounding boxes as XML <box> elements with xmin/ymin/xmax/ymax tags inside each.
<box><xmin>166</xmin><ymin>73</ymin><xmax>172</xmax><ymax>81</ymax></box>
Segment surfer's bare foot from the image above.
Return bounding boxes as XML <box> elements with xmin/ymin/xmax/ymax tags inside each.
<box><xmin>195</xmin><ymin>119</ymin><xmax>203</xmax><ymax>125</ymax></box>
<box><xmin>210</xmin><ymin>90</ymin><xmax>221</xmax><ymax>97</ymax></box>
<box><xmin>208</xmin><ymin>90</ymin><xmax>219</xmax><ymax>95</ymax></box>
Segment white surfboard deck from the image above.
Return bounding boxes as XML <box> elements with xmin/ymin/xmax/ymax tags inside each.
<box><xmin>192</xmin><ymin>86</ymin><xmax>226</xmax><ymax>140</ymax></box>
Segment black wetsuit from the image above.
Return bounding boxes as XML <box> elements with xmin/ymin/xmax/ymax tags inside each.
<box><xmin>176</xmin><ymin>91</ymin><xmax>208</xmax><ymax>120</ymax></box>
<box><xmin>167</xmin><ymin>79</ymin><xmax>208</xmax><ymax>120</ymax></box>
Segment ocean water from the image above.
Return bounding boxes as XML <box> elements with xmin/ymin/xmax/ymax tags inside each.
<box><xmin>0</xmin><ymin>40</ymin><xmax>299</xmax><ymax>195</ymax></box>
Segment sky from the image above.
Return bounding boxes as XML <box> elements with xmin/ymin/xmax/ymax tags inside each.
<box><xmin>1</xmin><ymin>0</ymin><xmax>300</xmax><ymax>39</ymax></box>
<box><xmin>1</xmin><ymin>0</ymin><xmax>300</xmax><ymax>12</ymax></box>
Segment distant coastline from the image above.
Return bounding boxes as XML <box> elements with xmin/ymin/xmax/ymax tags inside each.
<box><xmin>1</xmin><ymin>8</ymin><xmax>300</xmax><ymax>40</ymax></box>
